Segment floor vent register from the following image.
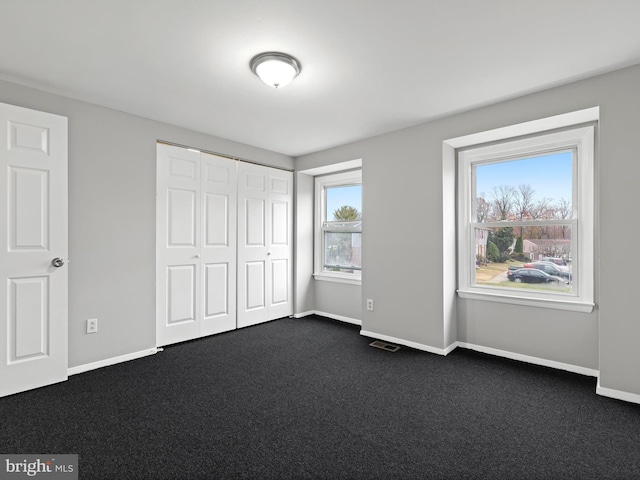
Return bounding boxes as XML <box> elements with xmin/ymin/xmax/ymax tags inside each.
<box><xmin>369</xmin><ymin>340</ymin><xmax>400</xmax><ymax>352</ymax></box>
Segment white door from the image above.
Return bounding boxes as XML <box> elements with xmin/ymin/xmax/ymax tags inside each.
<box><xmin>200</xmin><ymin>152</ymin><xmax>237</xmax><ymax>337</ymax></box>
<box><xmin>0</xmin><ymin>102</ymin><xmax>68</xmax><ymax>398</ymax></box>
<box><xmin>266</xmin><ymin>167</ymin><xmax>294</xmax><ymax>320</ymax></box>
<box><xmin>237</xmin><ymin>163</ymin><xmax>292</xmax><ymax>328</ymax></box>
<box><xmin>157</xmin><ymin>145</ymin><xmax>200</xmax><ymax>346</ymax></box>
<box><xmin>156</xmin><ymin>144</ymin><xmax>237</xmax><ymax>346</ymax></box>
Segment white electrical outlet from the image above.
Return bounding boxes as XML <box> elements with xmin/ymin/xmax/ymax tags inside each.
<box><xmin>366</xmin><ymin>299</ymin><xmax>374</xmax><ymax>311</ymax></box>
<box><xmin>87</xmin><ymin>318</ymin><xmax>98</xmax><ymax>334</ymax></box>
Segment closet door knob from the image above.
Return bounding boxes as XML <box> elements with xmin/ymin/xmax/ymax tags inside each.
<box><xmin>51</xmin><ymin>257</ymin><xmax>65</xmax><ymax>267</ymax></box>
<box><xmin>194</xmin><ymin>254</ymin><xmax>200</xmax><ymax>259</ymax></box>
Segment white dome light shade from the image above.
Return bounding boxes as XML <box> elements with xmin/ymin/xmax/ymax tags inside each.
<box><xmin>250</xmin><ymin>52</ymin><xmax>301</xmax><ymax>89</ymax></box>
<box><xmin>255</xmin><ymin>59</ymin><xmax>296</xmax><ymax>88</ymax></box>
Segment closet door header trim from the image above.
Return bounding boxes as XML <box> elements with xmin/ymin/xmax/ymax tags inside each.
<box><xmin>157</xmin><ymin>140</ymin><xmax>293</xmax><ymax>172</ymax></box>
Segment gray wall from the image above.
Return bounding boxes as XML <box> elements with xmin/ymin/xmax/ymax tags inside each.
<box><xmin>294</xmin><ymin>168</ymin><xmax>363</xmax><ymax>323</ymax></box>
<box><xmin>296</xmin><ymin>64</ymin><xmax>640</xmax><ymax>397</ymax></box>
<box><xmin>314</xmin><ymin>281</ymin><xmax>362</xmax><ymax>321</ymax></box>
<box><xmin>294</xmin><ymin>173</ymin><xmax>316</xmax><ymax>315</ymax></box>
<box><xmin>0</xmin><ymin>78</ymin><xmax>293</xmax><ymax>368</ymax></box>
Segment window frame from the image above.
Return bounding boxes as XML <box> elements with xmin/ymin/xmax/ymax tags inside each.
<box><xmin>457</xmin><ymin>124</ymin><xmax>595</xmax><ymax>312</ymax></box>
<box><xmin>314</xmin><ymin>170</ymin><xmax>362</xmax><ymax>285</ymax></box>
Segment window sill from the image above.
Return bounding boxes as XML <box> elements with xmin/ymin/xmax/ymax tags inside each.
<box><xmin>313</xmin><ymin>272</ymin><xmax>362</xmax><ymax>286</ymax></box>
<box><xmin>457</xmin><ymin>289</ymin><xmax>594</xmax><ymax>313</ymax></box>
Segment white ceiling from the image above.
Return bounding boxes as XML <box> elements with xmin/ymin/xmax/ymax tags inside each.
<box><xmin>1</xmin><ymin>1</ymin><xmax>639</xmax><ymax>157</ymax></box>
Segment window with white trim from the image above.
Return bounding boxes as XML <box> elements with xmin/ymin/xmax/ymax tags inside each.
<box><xmin>457</xmin><ymin>124</ymin><xmax>595</xmax><ymax>312</ymax></box>
<box><xmin>314</xmin><ymin>170</ymin><xmax>362</xmax><ymax>284</ymax></box>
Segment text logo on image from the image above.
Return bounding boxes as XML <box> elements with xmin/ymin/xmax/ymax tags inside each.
<box><xmin>1</xmin><ymin>455</ymin><xmax>78</xmax><ymax>479</ymax></box>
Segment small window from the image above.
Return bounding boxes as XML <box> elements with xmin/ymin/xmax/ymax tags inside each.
<box><xmin>457</xmin><ymin>124</ymin><xmax>595</xmax><ymax>312</ymax></box>
<box><xmin>314</xmin><ymin>170</ymin><xmax>362</xmax><ymax>284</ymax></box>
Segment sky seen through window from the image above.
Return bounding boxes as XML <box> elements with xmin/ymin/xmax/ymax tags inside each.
<box><xmin>475</xmin><ymin>151</ymin><xmax>572</xmax><ymax>203</ymax></box>
<box><xmin>326</xmin><ymin>185</ymin><xmax>362</xmax><ymax>220</ymax></box>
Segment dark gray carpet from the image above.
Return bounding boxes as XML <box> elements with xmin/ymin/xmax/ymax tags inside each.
<box><xmin>1</xmin><ymin>315</ymin><xmax>639</xmax><ymax>479</ymax></box>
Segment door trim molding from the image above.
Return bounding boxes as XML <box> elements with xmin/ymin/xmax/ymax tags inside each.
<box><xmin>157</xmin><ymin>140</ymin><xmax>293</xmax><ymax>172</ymax></box>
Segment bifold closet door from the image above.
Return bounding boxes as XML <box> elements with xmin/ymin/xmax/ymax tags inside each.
<box><xmin>156</xmin><ymin>144</ymin><xmax>237</xmax><ymax>346</ymax></box>
<box><xmin>199</xmin><ymin>152</ymin><xmax>237</xmax><ymax>337</ymax></box>
<box><xmin>237</xmin><ymin>162</ymin><xmax>293</xmax><ymax>328</ymax></box>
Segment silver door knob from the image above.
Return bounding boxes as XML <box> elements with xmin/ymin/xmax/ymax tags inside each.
<box><xmin>51</xmin><ymin>257</ymin><xmax>65</xmax><ymax>268</ymax></box>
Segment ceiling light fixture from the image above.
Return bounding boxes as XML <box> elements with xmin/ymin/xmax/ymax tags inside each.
<box><xmin>250</xmin><ymin>52</ymin><xmax>301</xmax><ymax>89</ymax></box>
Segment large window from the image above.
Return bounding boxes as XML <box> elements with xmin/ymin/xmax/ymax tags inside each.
<box><xmin>457</xmin><ymin>124</ymin><xmax>595</xmax><ymax>312</ymax></box>
<box><xmin>314</xmin><ymin>170</ymin><xmax>362</xmax><ymax>284</ymax></box>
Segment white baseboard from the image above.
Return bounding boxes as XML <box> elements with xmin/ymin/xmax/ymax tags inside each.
<box><xmin>360</xmin><ymin>330</ymin><xmax>451</xmax><ymax>355</ymax></box>
<box><xmin>443</xmin><ymin>342</ymin><xmax>458</xmax><ymax>355</ymax></box>
<box><xmin>65</xmin><ymin>327</ymin><xmax>640</xmax><ymax>406</ymax></box>
<box><xmin>295</xmin><ymin>310</ymin><xmax>362</xmax><ymax>326</ymax></box>
<box><xmin>68</xmin><ymin>347</ymin><xmax>159</xmax><ymax>376</ymax></box>
<box><xmin>596</xmin><ymin>380</ymin><xmax>640</xmax><ymax>405</ymax></box>
<box><xmin>456</xmin><ymin>342</ymin><xmax>599</xmax><ymax>377</ymax></box>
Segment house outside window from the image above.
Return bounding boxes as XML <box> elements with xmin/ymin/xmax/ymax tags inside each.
<box><xmin>476</xmin><ymin>228</ymin><xmax>489</xmax><ymax>263</ymax></box>
<box><xmin>314</xmin><ymin>170</ymin><xmax>362</xmax><ymax>284</ymax></box>
<box><xmin>457</xmin><ymin>123</ymin><xmax>595</xmax><ymax>312</ymax></box>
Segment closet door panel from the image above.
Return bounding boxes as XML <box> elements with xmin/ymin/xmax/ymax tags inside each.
<box><xmin>204</xmin><ymin>262</ymin><xmax>228</xmax><ymax>317</ymax></box>
<box><xmin>200</xmin><ymin>153</ymin><xmax>236</xmax><ymax>337</ymax></box>
<box><xmin>245</xmin><ymin>198</ymin><xmax>265</xmax><ymax>246</ymax></box>
<box><xmin>245</xmin><ymin>261</ymin><xmax>266</xmax><ymax>310</ymax></box>
<box><xmin>237</xmin><ymin>163</ymin><xmax>269</xmax><ymax>328</ymax></box>
<box><xmin>271</xmin><ymin>258</ymin><xmax>288</xmax><ymax>306</ymax></box>
<box><xmin>167</xmin><ymin>188</ymin><xmax>197</xmax><ymax>247</ymax></box>
<box><xmin>267</xmin><ymin>169</ymin><xmax>293</xmax><ymax>320</ymax></box>
<box><xmin>238</xmin><ymin>164</ymin><xmax>293</xmax><ymax>327</ymax></box>
<box><xmin>157</xmin><ymin>145</ymin><xmax>201</xmax><ymax>346</ymax></box>
<box><xmin>204</xmin><ymin>193</ymin><xmax>228</xmax><ymax>246</ymax></box>
<box><xmin>167</xmin><ymin>265</ymin><xmax>196</xmax><ymax>324</ymax></box>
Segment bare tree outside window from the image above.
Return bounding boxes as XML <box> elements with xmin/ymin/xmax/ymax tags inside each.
<box><xmin>458</xmin><ymin>120</ymin><xmax>595</xmax><ymax>311</ymax></box>
<box><xmin>471</xmin><ymin>150</ymin><xmax>574</xmax><ymax>292</ymax></box>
